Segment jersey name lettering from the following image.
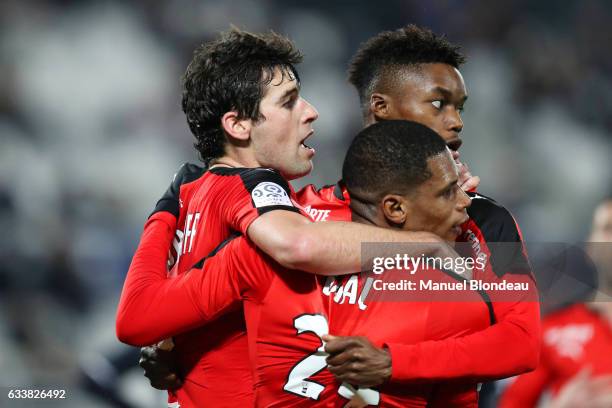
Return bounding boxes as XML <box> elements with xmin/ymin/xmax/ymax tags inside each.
<box><xmin>182</xmin><ymin>212</ymin><xmax>201</xmax><ymax>255</ymax></box>
<box><xmin>322</xmin><ymin>275</ymin><xmax>373</xmax><ymax>311</ymax></box>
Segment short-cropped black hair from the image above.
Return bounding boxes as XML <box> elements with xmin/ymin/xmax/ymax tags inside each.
<box><xmin>182</xmin><ymin>28</ymin><xmax>302</xmax><ymax>165</ymax></box>
<box><xmin>342</xmin><ymin>120</ymin><xmax>448</xmax><ymax>201</ymax></box>
<box><xmin>348</xmin><ymin>25</ymin><xmax>465</xmax><ymax>112</ymax></box>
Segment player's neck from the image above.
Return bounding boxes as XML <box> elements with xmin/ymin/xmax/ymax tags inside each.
<box><xmin>210</xmin><ymin>152</ymin><xmax>261</xmax><ymax>169</ymax></box>
<box><xmin>350</xmin><ymin>200</ymin><xmax>384</xmax><ymax>228</ymax></box>
<box><xmin>363</xmin><ymin>114</ymin><xmax>376</xmax><ymax>127</ymax></box>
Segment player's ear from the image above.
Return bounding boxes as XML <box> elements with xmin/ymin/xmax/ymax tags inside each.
<box><xmin>221</xmin><ymin>111</ymin><xmax>252</xmax><ymax>142</ymax></box>
<box><xmin>370</xmin><ymin>93</ymin><xmax>393</xmax><ymax>120</ymax></box>
<box><xmin>381</xmin><ymin>194</ymin><xmax>408</xmax><ymax>227</ymax></box>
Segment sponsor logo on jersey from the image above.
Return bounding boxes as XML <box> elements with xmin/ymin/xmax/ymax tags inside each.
<box><xmin>303</xmin><ymin>205</ymin><xmax>331</xmax><ymax>222</ymax></box>
<box><xmin>251</xmin><ymin>182</ymin><xmax>294</xmax><ymax>208</ymax></box>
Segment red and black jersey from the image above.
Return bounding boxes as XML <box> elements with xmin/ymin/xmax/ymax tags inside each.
<box><xmin>172</xmin><ymin>167</ymin><xmax>307</xmax><ymax>407</ymax></box>
<box><xmin>323</xmin><ymin>266</ymin><xmax>493</xmax><ymax>407</ymax></box>
<box><xmin>120</xmin><ymin>176</ymin><xmax>540</xmax><ymax>406</ymax></box>
<box><xmin>499</xmin><ymin>304</ymin><xmax>612</xmax><ymax>408</ymax></box>
<box><xmin>295</xmin><ymin>183</ymin><xmax>352</xmax><ymax>222</ymax></box>
<box><xmin>120</xmin><ymin>166</ymin><xmax>309</xmax><ymax>407</ymax></box>
<box><xmin>189</xmin><ymin>237</ymin><xmax>339</xmax><ymax>407</ymax></box>
<box><xmin>176</xmin><ymin>167</ymin><xmax>303</xmax><ymax>273</ymax></box>
<box><xmin>296</xmin><ymin>184</ymin><xmax>541</xmax><ymax>384</ymax></box>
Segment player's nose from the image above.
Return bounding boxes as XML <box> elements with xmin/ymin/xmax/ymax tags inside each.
<box><xmin>302</xmin><ymin>98</ymin><xmax>319</xmax><ymax>123</ymax></box>
<box><xmin>446</xmin><ymin>108</ymin><xmax>463</xmax><ymax>135</ymax></box>
<box><xmin>458</xmin><ymin>188</ymin><xmax>471</xmax><ymax>211</ymax></box>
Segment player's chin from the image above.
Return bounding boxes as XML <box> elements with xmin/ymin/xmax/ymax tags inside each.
<box><xmin>445</xmin><ymin>227</ymin><xmax>462</xmax><ymax>244</ymax></box>
<box><xmin>285</xmin><ymin>160</ymin><xmax>313</xmax><ymax>180</ymax></box>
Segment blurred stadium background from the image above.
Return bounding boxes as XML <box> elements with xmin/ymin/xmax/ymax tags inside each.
<box><xmin>1</xmin><ymin>0</ymin><xmax>611</xmax><ymax>406</ymax></box>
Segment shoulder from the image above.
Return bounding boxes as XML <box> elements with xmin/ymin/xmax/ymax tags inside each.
<box><xmin>211</xmin><ymin>166</ymin><xmax>292</xmax><ymax>194</ymax></box>
<box><xmin>467</xmin><ymin>192</ymin><xmax>524</xmax><ymax>243</ymax></box>
<box><xmin>210</xmin><ymin>167</ymin><xmax>289</xmax><ymax>187</ymax></box>
<box><xmin>295</xmin><ymin>182</ymin><xmax>351</xmax><ymax>222</ymax></box>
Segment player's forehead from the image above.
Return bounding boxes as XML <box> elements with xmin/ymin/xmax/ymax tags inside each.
<box><xmin>425</xmin><ymin>150</ymin><xmax>458</xmax><ymax>187</ymax></box>
<box><xmin>261</xmin><ymin>66</ymin><xmax>300</xmax><ymax>100</ymax></box>
<box><xmin>395</xmin><ymin>63</ymin><xmax>467</xmax><ymax>99</ymax></box>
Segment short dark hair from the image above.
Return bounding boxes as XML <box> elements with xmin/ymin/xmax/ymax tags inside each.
<box><xmin>348</xmin><ymin>25</ymin><xmax>465</xmax><ymax>112</ymax></box>
<box><xmin>182</xmin><ymin>28</ymin><xmax>302</xmax><ymax>165</ymax></box>
<box><xmin>342</xmin><ymin>120</ymin><xmax>447</xmax><ymax>201</ymax></box>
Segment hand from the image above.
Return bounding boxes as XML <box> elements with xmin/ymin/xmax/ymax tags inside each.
<box><xmin>139</xmin><ymin>342</ymin><xmax>183</xmax><ymax>391</ymax></box>
<box><xmin>323</xmin><ymin>335</ymin><xmax>391</xmax><ymax>388</ymax></box>
<box><xmin>548</xmin><ymin>368</ymin><xmax>612</xmax><ymax>408</ymax></box>
<box><xmin>455</xmin><ymin>159</ymin><xmax>480</xmax><ymax>192</ymax></box>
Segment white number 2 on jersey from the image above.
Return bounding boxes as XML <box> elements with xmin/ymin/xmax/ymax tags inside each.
<box><xmin>283</xmin><ymin>314</ymin><xmax>328</xmax><ymax>399</ymax></box>
<box><xmin>283</xmin><ymin>314</ymin><xmax>380</xmax><ymax>405</ymax></box>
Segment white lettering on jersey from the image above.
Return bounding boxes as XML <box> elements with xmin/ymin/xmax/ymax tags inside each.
<box><xmin>545</xmin><ymin>324</ymin><xmax>593</xmax><ymax>360</ymax></box>
<box><xmin>251</xmin><ymin>182</ymin><xmax>293</xmax><ymax>208</ymax></box>
<box><xmin>167</xmin><ymin>228</ymin><xmax>184</xmax><ymax>272</ymax></box>
<box><xmin>322</xmin><ymin>276</ymin><xmax>373</xmax><ymax>311</ymax></box>
<box><xmin>303</xmin><ymin>205</ymin><xmax>331</xmax><ymax>222</ymax></box>
<box><xmin>465</xmin><ymin>228</ymin><xmax>488</xmax><ymax>270</ymax></box>
<box><xmin>182</xmin><ymin>212</ymin><xmax>201</xmax><ymax>255</ymax></box>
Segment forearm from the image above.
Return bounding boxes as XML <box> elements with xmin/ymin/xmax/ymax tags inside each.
<box><xmin>386</xmin><ymin>301</ymin><xmax>540</xmax><ymax>382</ymax></box>
<box><xmin>250</xmin><ymin>216</ymin><xmax>453</xmax><ymax>275</ymax></box>
<box><xmin>298</xmin><ymin>222</ymin><xmax>455</xmax><ymax>275</ymax></box>
<box><xmin>116</xmin><ymin>214</ymin><xmax>209</xmax><ymax>346</ymax></box>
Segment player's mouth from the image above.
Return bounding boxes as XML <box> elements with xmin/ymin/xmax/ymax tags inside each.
<box><xmin>300</xmin><ymin>131</ymin><xmax>315</xmax><ymax>155</ymax></box>
<box><xmin>446</xmin><ymin>137</ymin><xmax>463</xmax><ymax>154</ymax></box>
<box><xmin>451</xmin><ymin>215</ymin><xmax>469</xmax><ymax>237</ymax></box>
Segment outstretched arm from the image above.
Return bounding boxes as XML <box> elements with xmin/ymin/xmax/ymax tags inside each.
<box><xmin>248</xmin><ymin>211</ymin><xmax>459</xmax><ymax>276</ymax></box>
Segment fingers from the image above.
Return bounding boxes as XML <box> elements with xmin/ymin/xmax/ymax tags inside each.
<box><xmin>148</xmin><ymin>373</ymin><xmax>183</xmax><ymax>391</ymax></box>
<box><xmin>456</xmin><ymin>159</ymin><xmax>480</xmax><ymax>192</ymax></box>
<box><xmin>324</xmin><ymin>336</ymin><xmax>368</xmax><ymax>355</ymax></box>
<box><xmin>327</xmin><ymin>350</ymin><xmax>360</xmax><ymax>367</ymax></box>
<box><xmin>460</xmin><ymin>175</ymin><xmax>480</xmax><ymax>192</ymax></box>
<box><xmin>139</xmin><ymin>345</ymin><xmax>183</xmax><ymax>391</ymax></box>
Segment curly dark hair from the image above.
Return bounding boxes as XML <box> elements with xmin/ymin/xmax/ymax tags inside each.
<box><xmin>182</xmin><ymin>28</ymin><xmax>302</xmax><ymax>165</ymax></box>
<box><xmin>348</xmin><ymin>25</ymin><xmax>465</xmax><ymax>113</ymax></box>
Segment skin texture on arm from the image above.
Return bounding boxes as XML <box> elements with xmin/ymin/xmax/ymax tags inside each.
<box><xmin>248</xmin><ymin>210</ymin><xmax>459</xmax><ymax>275</ymax></box>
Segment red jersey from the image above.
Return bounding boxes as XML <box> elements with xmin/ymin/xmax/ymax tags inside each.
<box><xmin>297</xmin><ymin>184</ymin><xmax>490</xmax><ymax>406</ymax></box>
<box><xmin>118</xmin><ymin>166</ymin><xmax>307</xmax><ymax>407</ymax></box>
<box><xmin>188</xmin><ymin>237</ymin><xmax>341</xmax><ymax>407</ymax></box>
<box><xmin>301</xmin><ymin>184</ymin><xmax>540</xmax><ymax>384</ymax></box>
<box><xmin>499</xmin><ymin>303</ymin><xmax>612</xmax><ymax>407</ymax></box>
<box><xmin>119</xmin><ymin>178</ymin><xmax>539</xmax><ymax>407</ymax></box>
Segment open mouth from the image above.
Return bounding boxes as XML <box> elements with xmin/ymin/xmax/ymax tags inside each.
<box><xmin>300</xmin><ymin>131</ymin><xmax>315</xmax><ymax>151</ymax></box>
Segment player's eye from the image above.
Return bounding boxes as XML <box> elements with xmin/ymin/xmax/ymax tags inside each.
<box><xmin>431</xmin><ymin>100</ymin><xmax>442</xmax><ymax>109</ymax></box>
<box><xmin>284</xmin><ymin>96</ymin><xmax>297</xmax><ymax>109</ymax></box>
<box><xmin>457</xmin><ymin>104</ymin><xmax>465</xmax><ymax>113</ymax></box>
<box><xmin>444</xmin><ymin>185</ymin><xmax>458</xmax><ymax>199</ymax></box>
